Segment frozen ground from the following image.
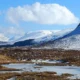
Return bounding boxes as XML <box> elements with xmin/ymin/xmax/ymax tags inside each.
<box><xmin>2</xmin><ymin>63</ymin><xmax>80</xmax><ymax>79</ymax></box>
<box><xmin>31</xmin><ymin>59</ymin><xmax>62</xmax><ymax>63</ymax></box>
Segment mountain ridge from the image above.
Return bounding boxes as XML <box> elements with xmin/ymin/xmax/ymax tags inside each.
<box><xmin>40</xmin><ymin>23</ymin><xmax>80</xmax><ymax>50</ymax></box>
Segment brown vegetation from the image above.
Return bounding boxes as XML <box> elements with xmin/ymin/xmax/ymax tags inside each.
<box><xmin>0</xmin><ymin>72</ymin><xmax>73</xmax><ymax>80</ymax></box>
<box><xmin>0</xmin><ymin>54</ymin><xmax>16</xmax><ymax>64</ymax></box>
<box><xmin>0</xmin><ymin>48</ymin><xmax>80</xmax><ymax>66</ymax></box>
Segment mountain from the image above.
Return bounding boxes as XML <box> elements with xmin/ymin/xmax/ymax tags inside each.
<box><xmin>10</xmin><ymin>29</ymin><xmax>73</xmax><ymax>47</ymax></box>
<box><xmin>14</xmin><ymin>29</ymin><xmax>73</xmax><ymax>43</ymax></box>
<box><xmin>35</xmin><ymin>28</ymin><xmax>73</xmax><ymax>43</ymax></box>
<box><xmin>40</xmin><ymin>23</ymin><xmax>80</xmax><ymax>50</ymax></box>
<box><xmin>13</xmin><ymin>39</ymin><xmax>34</xmax><ymax>46</ymax></box>
<box><xmin>16</xmin><ymin>30</ymin><xmax>54</xmax><ymax>42</ymax></box>
<box><xmin>60</xmin><ymin>23</ymin><xmax>80</xmax><ymax>38</ymax></box>
<box><xmin>0</xmin><ymin>29</ymin><xmax>74</xmax><ymax>47</ymax></box>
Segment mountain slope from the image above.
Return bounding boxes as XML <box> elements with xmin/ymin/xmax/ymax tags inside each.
<box><xmin>61</xmin><ymin>23</ymin><xmax>80</xmax><ymax>38</ymax></box>
<box><xmin>14</xmin><ymin>29</ymin><xmax>73</xmax><ymax>43</ymax></box>
<box><xmin>8</xmin><ymin>29</ymin><xmax>72</xmax><ymax>47</ymax></box>
<box><xmin>41</xmin><ymin>23</ymin><xmax>80</xmax><ymax>50</ymax></box>
<box><xmin>0</xmin><ymin>29</ymin><xmax>74</xmax><ymax>47</ymax></box>
<box><xmin>16</xmin><ymin>30</ymin><xmax>53</xmax><ymax>41</ymax></box>
<box><xmin>13</xmin><ymin>39</ymin><xmax>34</xmax><ymax>46</ymax></box>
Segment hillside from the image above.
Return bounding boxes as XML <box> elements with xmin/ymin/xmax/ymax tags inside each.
<box><xmin>40</xmin><ymin>23</ymin><xmax>80</xmax><ymax>50</ymax></box>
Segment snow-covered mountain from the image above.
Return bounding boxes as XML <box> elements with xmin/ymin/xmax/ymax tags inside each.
<box><xmin>16</xmin><ymin>30</ymin><xmax>53</xmax><ymax>42</ymax></box>
<box><xmin>0</xmin><ymin>28</ymin><xmax>74</xmax><ymax>46</ymax></box>
<box><xmin>41</xmin><ymin>23</ymin><xmax>80</xmax><ymax>50</ymax></box>
<box><xmin>14</xmin><ymin>29</ymin><xmax>73</xmax><ymax>43</ymax></box>
<box><xmin>34</xmin><ymin>28</ymin><xmax>74</xmax><ymax>43</ymax></box>
<box><xmin>7</xmin><ymin>30</ymin><xmax>56</xmax><ymax>45</ymax></box>
<box><xmin>9</xmin><ymin>29</ymin><xmax>73</xmax><ymax>47</ymax></box>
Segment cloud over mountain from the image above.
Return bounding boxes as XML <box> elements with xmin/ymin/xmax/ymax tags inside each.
<box><xmin>7</xmin><ymin>2</ymin><xmax>79</xmax><ymax>25</ymax></box>
<box><xmin>0</xmin><ymin>34</ymin><xmax>9</xmax><ymax>42</ymax></box>
<box><xmin>0</xmin><ymin>26</ymin><xmax>25</xmax><ymax>40</ymax></box>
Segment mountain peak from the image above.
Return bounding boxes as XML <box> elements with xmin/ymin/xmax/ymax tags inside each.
<box><xmin>63</xmin><ymin>23</ymin><xmax>80</xmax><ymax>37</ymax></box>
<box><xmin>41</xmin><ymin>23</ymin><xmax>80</xmax><ymax>50</ymax></box>
<box><xmin>74</xmin><ymin>23</ymin><xmax>80</xmax><ymax>32</ymax></box>
<box><xmin>78</xmin><ymin>23</ymin><xmax>80</xmax><ymax>26</ymax></box>
<box><xmin>76</xmin><ymin>23</ymin><xmax>80</xmax><ymax>28</ymax></box>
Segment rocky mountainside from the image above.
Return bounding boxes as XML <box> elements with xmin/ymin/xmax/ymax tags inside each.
<box><xmin>0</xmin><ymin>28</ymin><xmax>74</xmax><ymax>47</ymax></box>
<box><xmin>40</xmin><ymin>23</ymin><xmax>80</xmax><ymax>50</ymax></box>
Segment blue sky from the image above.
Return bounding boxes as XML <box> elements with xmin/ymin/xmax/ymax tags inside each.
<box><xmin>0</xmin><ymin>0</ymin><xmax>80</xmax><ymax>38</ymax></box>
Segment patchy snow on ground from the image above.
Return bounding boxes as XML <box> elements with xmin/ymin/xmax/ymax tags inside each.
<box><xmin>2</xmin><ymin>63</ymin><xmax>80</xmax><ymax>79</ymax></box>
<box><xmin>31</xmin><ymin>59</ymin><xmax>62</xmax><ymax>63</ymax></box>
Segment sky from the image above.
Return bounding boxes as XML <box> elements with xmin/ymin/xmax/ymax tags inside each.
<box><xmin>0</xmin><ymin>0</ymin><xmax>80</xmax><ymax>40</ymax></box>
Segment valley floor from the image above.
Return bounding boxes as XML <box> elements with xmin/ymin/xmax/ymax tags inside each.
<box><xmin>0</xmin><ymin>47</ymin><xmax>80</xmax><ymax>80</ymax></box>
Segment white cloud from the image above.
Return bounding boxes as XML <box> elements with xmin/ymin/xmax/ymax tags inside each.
<box><xmin>5</xmin><ymin>26</ymin><xmax>25</xmax><ymax>35</ymax></box>
<box><xmin>7</xmin><ymin>2</ymin><xmax>79</xmax><ymax>25</ymax></box>
<box><xmin>0</xmin><ymin>26</ymin><xmax>25</xmax><ymax>39</ymax></box>
<box><xmin>0</xmin><ymin>33</ymin><xmax>9</xmax><ymax>42</ymax></box>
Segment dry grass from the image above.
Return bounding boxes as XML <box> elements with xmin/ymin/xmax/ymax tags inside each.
<box><xmin>0</xmin><ymin>72</ymin><xmax>72</xmax><ymax>80</ymax></box>
<box><xmin>37</xmin><ymin>63</ymin><xmax>69</xmax><ymax>66</ymax></box>
<box><xmin>0</xmin><ymin>48</ymin><xmax>80</xmax><ymax>66</ymax></box>
<box><xmin>0</xmin><ymin>54</ymin><xmax>16</xmax><ymax>64</ymax></box>
<box><xmin>0</xmin><ymin>73</ymin><xmax>19</xmax><ymax>80</ymax></box>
